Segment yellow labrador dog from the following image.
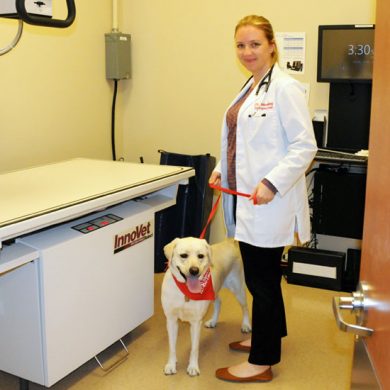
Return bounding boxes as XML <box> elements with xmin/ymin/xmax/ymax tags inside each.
<box><xmin>161</xmin><ymin>237</ymin><xmax>251</xmax><ymax>376</ymax></box>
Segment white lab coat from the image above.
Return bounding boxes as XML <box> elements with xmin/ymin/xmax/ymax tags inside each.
<box><xmin>215</xmin><ymin>64</ymin><xmax>317</xmax><ymax>247</ymax></box>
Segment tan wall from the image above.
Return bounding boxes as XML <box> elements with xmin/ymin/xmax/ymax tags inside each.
<box><xmin>0</xmin><ymin>1</ymin><xmax>113</xmax><ymax>172</ymax></box>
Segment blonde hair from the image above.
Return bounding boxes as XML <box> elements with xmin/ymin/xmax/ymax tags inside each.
<box><xmin>235</xmin><ymin>15</ymin><xmax>279</xmax><ymax>64</ymax></box>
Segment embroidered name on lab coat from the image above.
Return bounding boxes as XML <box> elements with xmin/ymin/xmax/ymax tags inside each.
<box><xmin>255</xmin><ymin>102</ymin><xmax>274</xmax><ymax>110</ymax></box>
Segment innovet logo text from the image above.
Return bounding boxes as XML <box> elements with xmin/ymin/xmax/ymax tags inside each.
<box><xmin>114</xmin><ymin>221</ymin><xmax>153</xmax><ymax>254</ymax></box>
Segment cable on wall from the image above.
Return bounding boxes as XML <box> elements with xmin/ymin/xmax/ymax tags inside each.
<box><xmin>0</xmin><ymin>19</ymin><xmax>23</xmax><ymax>56</ymax></box>
<box><xmin>105</xmin><ymin>0</ymin><xmax>131</xmax><ymax>161</ymax></box>
<box><xmin>111</xmin><ymin>79</ymin><xmax>119</xmax><ymax>161</ymax></box>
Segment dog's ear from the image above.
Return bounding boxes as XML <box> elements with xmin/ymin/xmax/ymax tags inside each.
<box><xmin>163</xmin><ymin>238</ymin><xmax>180</xmax><ymax>261</ymax></box>
<box><xmin>202</xmin><ymin>239</ymin><xmax>213</xmax><ymax>267</ymax></box>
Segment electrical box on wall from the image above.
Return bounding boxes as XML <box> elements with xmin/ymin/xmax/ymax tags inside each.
<box><xmin>105</xmin><ymin>32</ymin><xmax>131</xmax><ymax>80</ymax></box>
<box><xmin>0</xmin><ymin>0</ymin><xmax>52</xmax><ymax>17</ymax></box>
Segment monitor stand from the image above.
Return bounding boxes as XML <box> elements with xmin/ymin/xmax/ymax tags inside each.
<box><xmin>326</xmin><ymin>83</ymin><xmax>371</xmax><ymax>153</ymax></box>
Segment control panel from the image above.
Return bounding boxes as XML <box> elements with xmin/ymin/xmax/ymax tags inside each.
<box><xmin>72</xmin><ymin>214</ymin><xmax>123</xmax><ymax>234</ymax></box>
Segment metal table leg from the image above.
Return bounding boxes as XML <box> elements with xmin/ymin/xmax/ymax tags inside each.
<box><xmin>19</xmin><ymin>378</ymin><xmax>29</xmax><ymax>390</ymax></box>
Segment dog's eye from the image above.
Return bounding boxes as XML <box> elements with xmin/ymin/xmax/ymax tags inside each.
<box><xmin>180</xmin><ymin>253</ymin><xmax>188</xmax><ymax>259</ymax></box>
<box><xmin>197</xmin><ymin>254</ymin><xmax>205</xmax><ymax>259</ymax></box>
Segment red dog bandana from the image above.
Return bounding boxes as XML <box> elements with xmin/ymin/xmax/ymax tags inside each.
<box><xmin>172</xmin><ymin>268</ymin><xmax>215</xmax><ymax>301</ymax></box>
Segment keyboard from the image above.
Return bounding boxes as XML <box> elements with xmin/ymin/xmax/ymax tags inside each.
<box><xmin>315</xmin><ymin>149</ymin><xmax>368</xmax><ymax>165</ymax></box>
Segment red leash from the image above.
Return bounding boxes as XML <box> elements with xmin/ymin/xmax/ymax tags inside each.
<box><xmin>208</xmin><ymin>183</ymin><xmax>252</xmax><ymax>199</ymax></box>
<box><xmin>199</xmin><ymin>184</ymin><xmax>253</xmax><ymax>239</ymax></box>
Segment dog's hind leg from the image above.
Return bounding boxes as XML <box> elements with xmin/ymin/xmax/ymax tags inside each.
<box><xmin>225</xmin><ymin>272</ymin><xmax>252</xmax><ymax>333</ymax></box>
<box><xmin>164</xmin><ymin>317</ymin><xmax>179</xmax><ymax>375</ymax></box>
<box><xmin>204</xmin><ymin>295</ymin><xmax>221</xmax><ymax>329</ymax></box>
<box><xmin>231</xmin><ymin>284</ymin><xmax>252</xmax><ymax>333</ymax></box>
<box><xmin>187</xmin><ymin>320</ymin><xmax>202</xmax><ymax>376</ymax></box>
<box><xmin>237</xmin><ymin>291</ymin><xmax>252</xmax><ymax>333</ymax></box>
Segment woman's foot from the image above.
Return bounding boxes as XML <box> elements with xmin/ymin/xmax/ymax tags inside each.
<box><xmin>228</xmin><ymin>361</ymin><xmax>270</xmax><ymax>377</ymax></box>
<box><xmin>229</xmin><ymin>338</ymin><xmax>251</xmax><ymax>352</ymax></box>
<box><xmin>216</xmin><ymin>362</ymin><xmax>272</xmax><ymax>382</ymax></box>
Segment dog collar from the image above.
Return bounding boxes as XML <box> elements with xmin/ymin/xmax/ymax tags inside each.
<box><xmin>172</xmin><ymin>268</ymin><xmax>215</xmax><ymax>301</ymax></box>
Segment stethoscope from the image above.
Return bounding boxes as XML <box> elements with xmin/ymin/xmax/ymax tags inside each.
<box><xmin>244</xmin><ymin>64</ymin><xmax>274</xmax><ymax>118</ymax></box>
<box><xmin>241</xmin><ymin>64</ymin><xmax>274</xmax><ymax>95</ymax></box>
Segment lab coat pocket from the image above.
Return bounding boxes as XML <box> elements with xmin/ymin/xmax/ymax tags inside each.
<box><xmin>247</xmin><ymin>109</ymin><xmax>278</xmax><ymax>146</ymax></box>
<box><xmin>253</xmin><ymin>196</ymin><xmax>295</xmax><ymax>239</ymax></box>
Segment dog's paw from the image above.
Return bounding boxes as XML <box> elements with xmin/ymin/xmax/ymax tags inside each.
<box><xmin>241</xmin><ymin>323</ymin><xmax>252</xmax><ymax>333</ymax></box>
<box><xmin>163</xmin><ymin>363</ymin><xmax>177</xmax><ymax>375</ymax></box>
<box><xmin>204</xmin><ymin>319</ymin><xmax>217</xmax><ymax>328</ymax></box>
<box><xmin>187</xmin><ymin>365</ymin><xmax>200</xmax><ymax>376</ymax></box>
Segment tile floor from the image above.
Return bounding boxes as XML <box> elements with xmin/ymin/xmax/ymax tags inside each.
<box><xmin>0</xmin><ymin>273</ymin><xmax>355</xmax><ymax>390</ymax></box>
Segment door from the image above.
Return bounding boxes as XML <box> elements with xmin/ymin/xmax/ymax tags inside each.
<box><xmin>334</xmin><ymin>1</ymin><xmax>390</xmax><ymax>388</ymax></box>
<box><xmin>359</xmin><ymin>0</ymin><xmax>390</xmax><ymax>387</ymax></box>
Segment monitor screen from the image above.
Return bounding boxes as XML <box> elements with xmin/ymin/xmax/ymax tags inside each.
<box><xmin>317</xmin><ymin>24</ymin><xmax>375</xmax><ymax>83</ymax></box>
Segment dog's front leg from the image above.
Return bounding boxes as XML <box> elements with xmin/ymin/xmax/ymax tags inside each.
<box><xmin>164</xmin><ymin>317</ymin><xmax>178</xmax><ymax>375</ymax></box>
<box><xmin>187</xmin><ymin>320</ymin><xmax>201</xmax><ymax>376</ymax></box>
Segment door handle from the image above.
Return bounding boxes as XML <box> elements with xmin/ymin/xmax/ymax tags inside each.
<box><xmin>333</xmin><ymin>282</ymin><xmax>374</xmax><ymax>337</ymax></box>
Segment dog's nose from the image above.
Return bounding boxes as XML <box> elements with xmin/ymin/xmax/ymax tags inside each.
<box><xmin>189</xmin><ymin>266</ymin><xmax>199</xmax><ymax>276</ymax></box>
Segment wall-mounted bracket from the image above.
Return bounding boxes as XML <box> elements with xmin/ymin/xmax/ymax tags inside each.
<box><xmin>15</xmin><ymin>0</ymin><xmax>75</xmax><ymax>28</ymax></box>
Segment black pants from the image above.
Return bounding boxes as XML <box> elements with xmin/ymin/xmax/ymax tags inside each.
<box><xmin>239</xmin><ymin>242</ymin><xmax>286</xmax><ymax>366</ymax></box>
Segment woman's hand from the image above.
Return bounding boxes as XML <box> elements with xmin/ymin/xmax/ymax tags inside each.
<box><xmin>249</xmin><ymin>182</ymin><xmax>275</xmax><ymax>205</ymax></box>
<box><xmin>209</xmin><ymin>171</ymin><xmax>221</xmax><ymax>187</ymax></box>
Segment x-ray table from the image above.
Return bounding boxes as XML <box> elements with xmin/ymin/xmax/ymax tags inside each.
<box><xmin>0</xmin><ymin>159</ymin><xmax>194</xmax><ymax>388</ymax></box>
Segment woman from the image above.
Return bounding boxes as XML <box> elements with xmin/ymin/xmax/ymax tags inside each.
<box><xmin>209</xmin><ymin>15</ymin><xmax>317</xmax><ymax>382</ymax></box>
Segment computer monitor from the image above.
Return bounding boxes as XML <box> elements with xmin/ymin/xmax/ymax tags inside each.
<box><xmin>317</xmin><ymin>24</ymin><xmax>375</xmax><ymax>83</ymax></box>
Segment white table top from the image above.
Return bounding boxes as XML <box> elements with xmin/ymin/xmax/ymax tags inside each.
<box><xmin>0</xmin><ymin>158</ymin><xmax>194</xmax><ymax>243</ymax></box>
